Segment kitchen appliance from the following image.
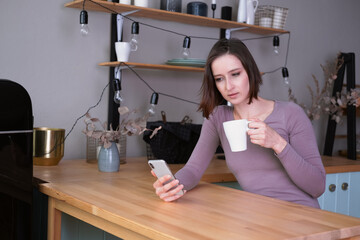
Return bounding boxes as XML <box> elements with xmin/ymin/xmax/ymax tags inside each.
<box><xmin>0</xmin><ymin>79</ymin><xmax>33</xmax><ymax>239</ymax></box>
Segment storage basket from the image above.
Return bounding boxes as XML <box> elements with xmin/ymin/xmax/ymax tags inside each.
<box><xmin>143</xmin><ymin>121</ymin><xmax>202</xmax><ymax>164</ymax></box>
<box><xmin>255</xmin><ymin>5</ymin><xmax>288</xmax><ymax>29</ymax></box>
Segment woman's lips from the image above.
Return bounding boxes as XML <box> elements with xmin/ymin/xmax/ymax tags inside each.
<box><xmin>228</xmin><ymin>93</ymin><xmax>238</xmax><ymax>99</ymax></box>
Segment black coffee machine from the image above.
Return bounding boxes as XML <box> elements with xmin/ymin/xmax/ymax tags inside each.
<box><xmin>0</xmin><ymin>79</ymin><xmax>33</xmax><ymax>239</ymax></box>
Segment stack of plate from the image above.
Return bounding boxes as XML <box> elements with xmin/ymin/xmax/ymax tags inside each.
<box><xmin>166</xmin><ymin>58</ymin><xmax>206</xmax><ymax>67</ymax></box>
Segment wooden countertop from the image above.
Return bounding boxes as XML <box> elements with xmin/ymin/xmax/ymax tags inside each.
<box><xmin>34</xmin><ymin>155</ymin><xmax>360</xmax><ymax>185</ymax></box>
<box><xmin>34</xmin><ymin>156</ymin><xmax>360</xmax><ymax>240</ymax></box>
<box><xmin>321</xmin><ymin>155</ymin><xmax>360</xmax><ymax>173</ymax></box>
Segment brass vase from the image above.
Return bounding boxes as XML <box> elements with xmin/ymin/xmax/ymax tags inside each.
<box><xmin>33</xmin><ymin>127</ymin><xmax>65</xmax><ymax>166</ymax></box>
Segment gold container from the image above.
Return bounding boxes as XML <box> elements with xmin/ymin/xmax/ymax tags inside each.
<box><xmin>33</xmin><ymin>127</ymin><xmax>65</xmax><ymax>166</ymax></box>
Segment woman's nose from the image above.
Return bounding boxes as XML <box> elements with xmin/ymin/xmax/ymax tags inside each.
<box><xmin>225</xmin><ymin>78</ymin><xmax>233</xmax><ymax>90</ymax></box>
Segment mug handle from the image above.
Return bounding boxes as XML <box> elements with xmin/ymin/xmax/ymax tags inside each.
<box><xmin>253</xmin><ymin>0</ymin><xmax>259</xmax><ymax>12</ymax></box>
<box><xmin>246</xmin><ymin>120</ymin><xmax>251</xmax><ymax>131</ymax></box>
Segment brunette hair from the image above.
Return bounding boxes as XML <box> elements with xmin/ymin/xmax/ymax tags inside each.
<box><xmin>198</xmin><ymin>38</ymin><xmax>262</xmax><ymax>118</ymax></box>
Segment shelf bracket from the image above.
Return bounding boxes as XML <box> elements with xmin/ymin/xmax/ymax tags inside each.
<box><xmin>225</xmin><ymin>27</ymin><xmax>249</xmax><ymax>39</ymax></box>
<box><xmin>116</xmin><ymin>10</ymin><xmax>139</xmax><ymax>42</ymax></box>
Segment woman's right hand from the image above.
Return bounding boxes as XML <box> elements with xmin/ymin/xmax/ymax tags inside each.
<box><xmin>152</xmin><ymin>170</ymin><xmax>186</xmax><ymax>202</ymax></box>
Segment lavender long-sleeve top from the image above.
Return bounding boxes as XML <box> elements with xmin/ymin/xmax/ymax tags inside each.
<box><xmin>175</xmin><ymin>101</ymin><xmax>326</xmax><ymax>208</ymax></box>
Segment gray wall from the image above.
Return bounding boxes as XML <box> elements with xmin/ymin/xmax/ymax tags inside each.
<box><xmin>1</xmin><ymin>0</ymin><xmax>359</xmax><ymax>160</ymax></box>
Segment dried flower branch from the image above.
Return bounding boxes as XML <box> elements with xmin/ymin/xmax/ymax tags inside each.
<box><xmin>288</xmin><ymin>54</ymin><xmax>359</xmax><ymax>123</ymax></box>
<box><xmin>83</xmin><ymin>106</ymin><xmax>161</xmax><ymax>148</ymax></box>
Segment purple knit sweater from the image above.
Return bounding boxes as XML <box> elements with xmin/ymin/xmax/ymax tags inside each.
<box><xmin>175</xmin><ymin>101</ymin><xmax>326</xmax><ymax>208</ymax></box>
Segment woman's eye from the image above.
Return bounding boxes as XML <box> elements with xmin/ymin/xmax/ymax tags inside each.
<box><xmin>214</xmin><ymin>77</ymin><xmax>223</xmax><ymax>82</ymax></box>
<box><xmin>232</xmin><ymin>72</ymin><xmax>240</xmax><ymax>77</ymax></box>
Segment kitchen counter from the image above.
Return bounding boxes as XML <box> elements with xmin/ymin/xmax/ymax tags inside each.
<box><xmin>33</xmin><ymin>156</ymin><xmax>360</xmax><ymax>240</ymax></box>
<box><xmin>34</xmin><ymin>155</ymin><xmax>360</xmax><ymax>185</ymax></box>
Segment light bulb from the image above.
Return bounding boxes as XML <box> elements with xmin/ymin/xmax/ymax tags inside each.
<box><xmin>130</xmin><ymin>34</ymin><xmax>139</xmax><ymax>51</ymax></box>
<box><xmin>130</xmin><ymin>22</ymin><xmax>139</xmax><ymax>51</ymax></box>
<box><xmin>113</xmin><ymin>79</ymin><xmax>123</xmax><ymax>104</ymax></box>
<box><xmin>80</xmin><ymin>10</ymin><xmax>89</xmax><ymax>36</ymax></box>
<box><xmin>80</xmin><ymin>24</ymin><xmax>90</xmax><ymax>36</ymax></box>
<box><xmin>114</xmin><ymin>91</ymin><xmax>123</xmax><ymax>104</ymax></box>
<box><xmin>273</xmin><ymin>46</ymin><xmax>280</xmax><ymax>55</ymax></box>
<box><xmin>282</xmin><ymin>67</ymin><xmax>290</xmax><ymax>86</ymax></box>
<box><xmin>148</xmin><ymin>103</ymin><xmax>156</xmax><ymax>116</ymax></box>
<box><xmin>181</xmin><ymin>36</ymin><xmax>191</xmax><ymax>59</ymax></box>
<box><xmin>273</xmin><ymin>36</ymin><xmax>280</xmax><ymax>55</ymax></box>
<box><xmin>148</xmin><ymin>92</ymin><xmax>159</xmax><ymax>116</ymax></box>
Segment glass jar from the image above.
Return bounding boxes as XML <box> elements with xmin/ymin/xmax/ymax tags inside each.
<box><xmin>160</xmin><ymin>0</ymin><xmax>182</xmax><ymax>13</ymax></box>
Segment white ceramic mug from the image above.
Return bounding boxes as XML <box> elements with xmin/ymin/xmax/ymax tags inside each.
<box><xmin>246</xmin><ymin>0</ymin><xmax>258</xmax><ymax>25</ymax></box>
<box><xmin>115</xmin><ymin>42</ymin><xmax>131</xmax><ymax>62</ymax></box>
<box><xmin>223</xmin><ymin>119</ymin><xmax>250</xmax><ymax>152</ymax></box>
<box><xmin>119</xmin><ymin>0</ymin><xmax>131</xmax><ymax>4</ymax></box>
<box><xmin>237</xmin><ymin>0</ymin><xmax>247</xmax><ymax>23</ymax></box>
<box><xmin>134</xmin><ymin>0</ymin><xmax>149</xmax><ymax>7</ymax></box>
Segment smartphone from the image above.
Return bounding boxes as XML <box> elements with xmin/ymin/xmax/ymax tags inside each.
<box><xmin>148</xmin><ymin>159</ymin><xmax>184</xmax><ymax>195</ymax></box>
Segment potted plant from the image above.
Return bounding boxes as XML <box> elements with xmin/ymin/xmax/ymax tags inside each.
<box><xmin>83</xmin><ymin>106</ymin><xmax>161</xmax><ymax>172</ymax></box>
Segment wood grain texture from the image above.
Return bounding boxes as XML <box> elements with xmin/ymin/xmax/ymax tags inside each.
<box><xmin>34</xmin><ymin>156</ymin><xmax>360</xmax><ymax>185</ymax></box>
<box><xmin>40</xmin><ymin>178</ymin><xmax>360</xmax><ymax>240</ymax></box>
<box><xmin>34</xmin><ymin>156</ymin><xmax>360</xmax><ymax>240</ymax></box>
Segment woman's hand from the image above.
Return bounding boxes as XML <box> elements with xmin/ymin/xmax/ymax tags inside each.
<box><xmin>152</xmin><ymin>170</ymin><xmax>186</xmax><ymax>202</ymax></box>
<box><xmin>247</xmin><ymin>118</ymin><xmax>287</xmax><ymax>154</ymax></box>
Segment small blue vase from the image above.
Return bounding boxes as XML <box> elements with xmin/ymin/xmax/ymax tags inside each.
<box><xmin>98</xmin><ymin>142</ymin><xmax>120</xmax><ymax>172</ymax></box>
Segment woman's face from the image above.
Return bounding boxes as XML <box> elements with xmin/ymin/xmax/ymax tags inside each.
<box><xmin>211</xmin><ymin>54</ymin><xmax>250</xmax><ymax>106</ymax></box>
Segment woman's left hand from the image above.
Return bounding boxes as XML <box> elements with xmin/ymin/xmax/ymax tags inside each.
<box><xmin>247</xmin><ymin>118</ymin><xmax>287</xmax><ymax>154</ymax></box>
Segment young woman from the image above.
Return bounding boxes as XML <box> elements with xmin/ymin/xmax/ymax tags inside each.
<box><xmin>152</xmin><ymin>38</ymin><xmax>326</xmax><ymax>208</ymax></box>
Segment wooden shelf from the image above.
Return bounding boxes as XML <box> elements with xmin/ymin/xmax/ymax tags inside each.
<box><xmin>335</xmin><ymin>135</ymin><xmax>360</xmax><ymax>139</ymax></box>
<box><xmin>339</xmin><ymin>150</ymin><xmax>360</xmax><ymax>159</ymax></box>
<box><xmin>342</xmin><ymin>107</ymin><xmax>360</xmax><ymax>117</ymax></box>
<box><xmin>99</xmin><ymin>61</ymin><xmax>204</xmax><ymax>72</ymax></box>
<box><xmin>65</xmin><ymin>0</ymin><xmax>289</xmax><ymax>35</ymax></box>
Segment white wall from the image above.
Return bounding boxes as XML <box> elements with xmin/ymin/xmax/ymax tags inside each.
<box><xmin>0</xmin><ymin>0</ymin><xmax>359</xmax><ymax>160</ymax></box>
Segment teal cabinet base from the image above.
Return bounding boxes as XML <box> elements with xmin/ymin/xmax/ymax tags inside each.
<box><xmin>318</xmin><ymin>172</ymin><xmax>360</xmax><ymax>218</ymax></box>
<box><xmin>61</xmin><ymin>213</ymin><xmax>122</xmax><ymax>240</ymax></box>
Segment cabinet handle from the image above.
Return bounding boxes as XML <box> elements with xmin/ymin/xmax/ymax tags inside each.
<box><xmin>329</xmin><ymin>184</ymin><xmax>336</xmax><ymax>192</ymax></box>
<box><xmin>342</xmin><ymin>182</ymin><xmax>349</xmax><ymax>191</ymax></box>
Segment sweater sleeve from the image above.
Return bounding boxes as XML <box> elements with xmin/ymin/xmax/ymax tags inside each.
<box><xmin>276</xmin><ymin>103</ymin><xmax>326</xmax><ymax>198</ymax></box>
<box><xmin>175</xmin><ymin>116</ymin><xmax>220</xmax><ymax>191</ymax></box>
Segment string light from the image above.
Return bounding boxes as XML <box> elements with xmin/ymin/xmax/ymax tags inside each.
<box><xmin>113</xmin><ymin>78</ymin><xmax>123</xmax><ymax>104</ymax></box>
<box><xmin>80</xmin><ymin>10</ymin><xmax>90</xmax><ymax>36</ymax></box>
<box><xmin>282</xmin><ymin>67</ymin><xmax>290</xmax><ymax>86</ymax></box>
<box><xmin>181</xmin><ymin>36</ymin><xmax>191</xmax><ymax>59</ymax></box>
<box><xmin>273</xmin><ymin>36</ymin><xmax>280</xmax><ymax>55</ymax></box>
<box><xmin>148</xmin><ymin>92</ymin><xmax>159</xmax><ymax>116</ymax></box>
<box><xmin>80</xmin><ymin>0</ymin><xmax>292</xmax><ymax>91</ymax></box>
<box><xmin>130</xmin><ymin>22</ymin><xmax>139</xmax><ymax>51</ymax></box>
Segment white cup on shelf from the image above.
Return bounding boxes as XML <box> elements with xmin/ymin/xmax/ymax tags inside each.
<box><xmin>119</xmin><ymin>0</ymin><xmax>131</xmax><ymax>4</ymax></box>
<box><xmin>134</xmin><ymin>0</ymin><xmax>149</xmax><ymax>7</ymax></box>
<box><xmin>115</xmin><ymin>42</ymin><xmax>131</xmax><ymax>62</ymax></box>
